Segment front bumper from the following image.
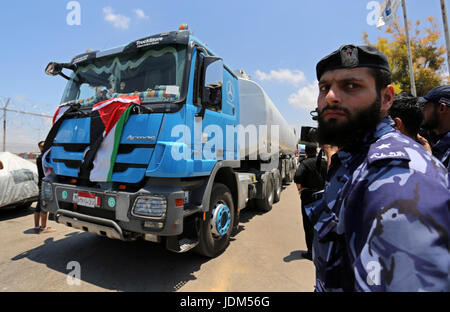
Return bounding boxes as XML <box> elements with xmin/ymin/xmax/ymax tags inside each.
<box><xmin>41</xmin><ymin>181</ymin><xmax>186</xmax><ymax>238</ymax></box>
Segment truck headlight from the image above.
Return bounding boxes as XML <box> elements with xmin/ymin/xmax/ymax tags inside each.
<box><xmin>132</xmin><ymin>196</ymin><xmax>167</xmax><ymax>218</ymax></box>
<box><xmin>42</xmin><ymin>182</ymin><xmax>53</xmax><ymax>201</ymax></box>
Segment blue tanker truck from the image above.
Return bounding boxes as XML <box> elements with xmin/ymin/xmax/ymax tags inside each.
<box><xmin>41</xmin><ymin>26</ymin><xmax>298</xmax><ymax>257</ymax></box>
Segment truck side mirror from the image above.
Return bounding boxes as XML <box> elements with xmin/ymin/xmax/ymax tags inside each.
<box><xmin>45</xmin><ymin>62</ymin><xmax>63</xmax><ymax>76</ymax></box>
<box><xmin>201</xmin><ymin>56</ymin><xmax>223</xmax><ymax>110</ymax></box>
<box><xmin>45</xmin><ymin>62</ymin><xmax>76</xmax><ymax>81</ymax></box>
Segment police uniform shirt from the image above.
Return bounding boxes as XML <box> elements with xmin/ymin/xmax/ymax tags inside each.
<box><xmin>305</xmin><ymin>117</ymin><xmax>450</xmax><ymax>292</ymax></box>
<box><xmin>432</xmin><ymin>131</ymin><xmax>450</xmax><ymax>171</ymax></box>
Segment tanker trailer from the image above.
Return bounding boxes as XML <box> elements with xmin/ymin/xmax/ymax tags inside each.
<box><xmin>238</xmin><ymin>77</ymin><xmax>298</xmax><ymax>186</ymax></box>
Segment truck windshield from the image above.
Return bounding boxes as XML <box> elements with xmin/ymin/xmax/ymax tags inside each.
<box><xmin>60</xmin><ymin>44</ymin><xmax>186</xmax><ymax>106</ymax></box>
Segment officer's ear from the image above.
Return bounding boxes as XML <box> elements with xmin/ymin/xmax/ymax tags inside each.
<box><xmin>393</xmin><ymin>117</ymin><xmax>405</xmax><ymax>133</ymax></box>
<box><xmin>383</xmin><ymin>85</ymin><xmax>395</xmax><ymax>105</ymax></box>
<box><xmin>439</xmin><ymin>102</ymin><xmax>449</xmax><ymax>113</ymax></box>
<box><xmin>380</xmin><ymin>85</ymin><xmax>395</xmax><ymax>116</ymax></box>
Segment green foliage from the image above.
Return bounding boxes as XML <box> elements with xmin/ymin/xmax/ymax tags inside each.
<box><xmin>363</xmin><ymin>17</ymin><xmax>448</xmax><ymax>96</ymax></box>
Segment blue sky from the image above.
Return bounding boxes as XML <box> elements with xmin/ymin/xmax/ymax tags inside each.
<box><xmin>0</xmin><ymin>0</ymin><xmax>448</xmax><ymax>152</ymax></box>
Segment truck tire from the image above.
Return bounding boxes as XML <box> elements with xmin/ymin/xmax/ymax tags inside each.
<box><xmin>195</xmin><ymin>183</ymin><xmax>235</xmax><ymax>258</ymax></box>
<box><xmin>256</xmin><ymin>175</ymin><xmax>274</xmax><ymax>212</ymax></box>
<box><xmin>273</xmin><ymin>170</ymin><xmax>282</xmax><ymax>203</ymax></box>
<box><xmin>287</xmin><ymin>160</ymin><xmax>294</xmax><ymax>183</ymax></box>
<box><xmin>282</xmin><ymin>160</ymin><xmax>289</xmax><ymax>185</ymax></box>
<box><xmin>288</xmin><ymin>169</ymin><xmax>294</xmax><ymax>183</ymax></box>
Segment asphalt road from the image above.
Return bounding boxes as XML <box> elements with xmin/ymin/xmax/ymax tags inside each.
<box><xmin>0</xmin><ymin>183</ymin><xmax>315</xmax><ymax>292</ymax></box>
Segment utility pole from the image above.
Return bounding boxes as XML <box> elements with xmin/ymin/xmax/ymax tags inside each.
<box><xmin>401</xmin><ymin>0</ymin><xmax>417</xmax><ymax>96</ymax></box>
<box><xmin>2</xmin><ymin>98</ymin><xmax>10</xmax><ymax>152</ymax></box>
<box><xmin>440</xmin><ymin>0</ymin><xmax>450</xmax><ymax>75</ymax></box>
<box><xmin>1</xmin><ymin>98</ymin><xmax>52</xmax><ymax>152</ymax></box>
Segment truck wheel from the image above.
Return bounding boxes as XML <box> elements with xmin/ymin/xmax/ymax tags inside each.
<box><xmin>273</xmin><ymin>170</ymin><xmax>281</xmax><ymax>203</ymax></box>
<box><xmin>195</xmin><ymin>183</ymin><xmax>234</xmax><ymax>258</ymax></box>
<box><xmin>282</xmin><ymin>160</ymin><xmax>290</xmax><ymax>185</ymax></box>
<box><xmin>256</xmin><ymin>175</ymin><xmax>274</xmax><ymax>212</ymax></box>
<box><xmin>288</xmin><ymin>169</ymin><xmax>294</xmax><ymax>183</ymax></box>
<box><xmin>287</xmin><ymin>161</ymin><xmax>294</xmax><ymax>183</ymax></box>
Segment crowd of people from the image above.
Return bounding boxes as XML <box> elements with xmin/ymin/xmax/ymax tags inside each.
<box><xmin>295</xmin><ymin>44</ymin><xmax>449</xmax><ymax>291</ymax></box>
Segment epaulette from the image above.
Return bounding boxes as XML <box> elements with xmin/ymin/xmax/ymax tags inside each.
<box><xmin>367</xmin><ymin>133</ymin><xmax>411</xmax><ymax>166</ymax></box>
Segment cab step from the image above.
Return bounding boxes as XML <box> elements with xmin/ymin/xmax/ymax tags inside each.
<box><xmin>166</xmin><ymin>236</ymin><xmax>199</xmax><ymax>253</ymax></box>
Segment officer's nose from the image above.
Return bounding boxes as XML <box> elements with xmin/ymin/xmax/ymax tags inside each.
<box><xmin>325</xmin><ymin>84</ymin><xmax>342</xmax><ymax>106</ymax></box>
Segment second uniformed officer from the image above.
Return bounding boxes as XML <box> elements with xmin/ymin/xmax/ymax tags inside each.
<box><xmin>420</xmin><ymin>85</ymin><xmax>450</xmax><ymax>171</ymax></box>
<box><xmin>306</xmin><ymin>44</ymin><xmax>450</xmax><ymax>291</ymax></box>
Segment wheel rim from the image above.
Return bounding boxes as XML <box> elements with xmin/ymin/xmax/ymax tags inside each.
<box><xmin>210</xmin><ymin>201</ymin><xmax>231</xmax><ymax>239</ymax></box>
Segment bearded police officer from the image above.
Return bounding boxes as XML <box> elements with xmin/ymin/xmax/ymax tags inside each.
<box><xmin>420</xmin><ymin>85</ymin><xmax>450</xmax><ymax>171</ymax></box>
<box><xmin>305</xmin><ymin>44</ymin><xmax>450</xmax><ymax>292</ymax></box>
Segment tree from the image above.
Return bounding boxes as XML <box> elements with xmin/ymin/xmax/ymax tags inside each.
<box><xmin>363</xmin><ymin>17</ymin><xmax>448</xmax><ymax>96</ymax></box>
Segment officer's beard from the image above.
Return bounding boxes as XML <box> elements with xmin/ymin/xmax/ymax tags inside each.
<box><xmin>422</xmin><ymin>107</ymin><xmax>439</xmax><ymax>131</ymax></box>
<box><xmin>317</xmin><ymin>95</ymin><xmax>382</xmax><ymax>150</ymax></box>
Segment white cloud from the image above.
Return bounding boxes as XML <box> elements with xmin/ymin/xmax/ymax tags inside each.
<box><xmin>103</xmin><ymin>7</ymin><xmax>130</xmax><ymax>29</ymax></box>
<box><xmin>255</xmin><ymin>69</ymin><xmax>306</xmax><ymax>86</ymax></box>
<box><xmin>134</xmin><ymin>9</ymin><xmax>149</xmax><ymax>19</ymax></box>
<box><xmin>288</xmin><ymin>81</ymin><xmax>319</xmax><ymax>111</ymax></box>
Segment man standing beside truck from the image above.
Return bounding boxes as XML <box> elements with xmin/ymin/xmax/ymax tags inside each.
<box><xmin>294</xmin><ymin>143</ymin><xmax>327</xmax><ymax>261</ymax></box>
<box><xmin>307</xmin><ymin>44</ymin><xmax>449</xmax><ymax>291</ymax></box>
<box><xmin>33</xmin><ymin>141</ymin><xmax>54</xmax><ymax>233</ymax></box>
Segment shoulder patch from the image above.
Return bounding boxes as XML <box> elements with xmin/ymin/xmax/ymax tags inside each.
<box><xmin>367</xmin><ymin>134</ymin><xmax>411</xmax><ymax>166</ymax></box>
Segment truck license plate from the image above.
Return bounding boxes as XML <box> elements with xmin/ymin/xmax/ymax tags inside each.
<box><xmin>73</xmin><ymin>192</ymin><xmax>101</xmax><ymax>208</ymax></box>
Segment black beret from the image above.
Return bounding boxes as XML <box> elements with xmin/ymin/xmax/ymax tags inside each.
<box><xmin>418</xmin><ymin>85</ymin><xmax>450</xmax><ymax>106</ymax></box>
<box><xmin>316</xmin><ymin>44</ymin><xmax>391</xmax><ymax>80</ymax></box>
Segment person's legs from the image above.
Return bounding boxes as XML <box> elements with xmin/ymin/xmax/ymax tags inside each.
<box><xmin>39</xmin><ymin>212</ymin><xmax>55</xmax><ymax>232</ymax></box>
<box><xmin>301</xmin><ymin>202</ymin><xmax>314</xmax><ymax>253</ymax></box>
<box><xmin>34</xmin><ymin>197</ymin><xmax>42</xmax><ymax>232</ymax></box>
<box><xmin>40</xmin><ymin>212</ymin><xmax>48</xmax><ymax>229</ymax></box>
<box><xmin>34</xmin><ymin>212</ymin><xmax>40</xmax><ymax>228</ymax></box>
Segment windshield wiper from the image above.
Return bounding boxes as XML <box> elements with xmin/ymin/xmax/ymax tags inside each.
<box><xmin>67</xmin><ymin>103</ymin><xmax>89</xmax><ymax>117</ymax></box>
<box><xmin>132</xmin><ymin>104</ymin><xmax>153</xmax><ymax>114</ymax></box>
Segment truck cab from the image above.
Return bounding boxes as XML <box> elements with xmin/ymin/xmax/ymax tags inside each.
<box><xmin>41</xmin><ymin>26</ymin><xmax>297</xmax><ymax>257</ymax></box>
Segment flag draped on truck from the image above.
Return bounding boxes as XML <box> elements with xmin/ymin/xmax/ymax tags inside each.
<box><xmin>89</xmin><ymin>96</ymin><xmax>140</xmax><ymax>182</ymax></box>
<box><xmin>42</xmin><ymin>96</ymin><xmax>140</xmax><ymax>181</ymax></box>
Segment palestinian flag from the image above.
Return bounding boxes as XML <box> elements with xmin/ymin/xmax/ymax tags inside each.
<box><xmin>89</xmin><ymin>96</ymin><xmax>140</xmax><ymax>182</ymax></box>
<box><xmin>52</xmin><ymin>105</ymin><xmax>70</xmax><ymax>125</ymax></box>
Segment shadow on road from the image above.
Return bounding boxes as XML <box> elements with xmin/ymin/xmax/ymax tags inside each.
<box><xmin>0</xmin><ymin>206</ymin><xmax>34</xmax><ymax>221</ymax></box>
<box><xmin>8</xmin><ymin>194</ymin><xmax>287</xmax><ymax>291</ymax></box>
<box><xmin>10</xmin><ymin>232</ymin><xmax>211</xmax><ymax>291</ymax></box>
<box><xmin>283</xmin><ymin>250</ymin><xmax>309</xmax><ymax>262</ymax></box>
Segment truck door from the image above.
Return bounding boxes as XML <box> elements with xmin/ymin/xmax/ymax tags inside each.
<box><xmin>193</xmin><ymin>49</ymin><xmax>239</xmax><ymax>173</ymax></box>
